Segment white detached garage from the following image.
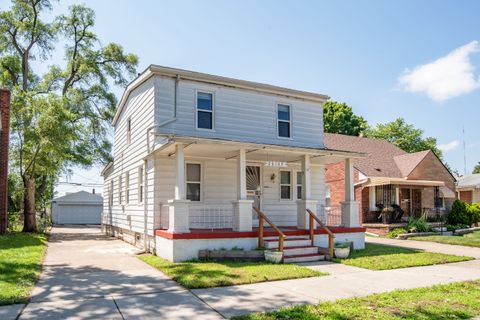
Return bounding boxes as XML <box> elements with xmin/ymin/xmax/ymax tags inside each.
<box><xmin>52</xmin><ymin>191</ymin><xmax>103</xmax><ymax>225</ymax></box>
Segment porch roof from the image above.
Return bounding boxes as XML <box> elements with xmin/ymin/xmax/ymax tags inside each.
<box><xmin>361</xmin><ymin>177</ymin><xmax>445</xmax><ymax>187</ymax></box>
<box><xmin>147</xmin><ymin>135</ymin><xmax>366</xmax><ymax>165</ymax></box>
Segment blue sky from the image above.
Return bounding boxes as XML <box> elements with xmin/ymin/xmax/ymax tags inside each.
<box><xmin>5</xmin><ymin>0</ymin><xmax>479</xmax><ymax>195</ymax></box>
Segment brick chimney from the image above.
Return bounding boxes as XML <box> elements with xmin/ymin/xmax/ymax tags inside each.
<box><xmin>0</xmin><ymin>89</ymin><xmax>11</xmax><ymax>234</ymax></box>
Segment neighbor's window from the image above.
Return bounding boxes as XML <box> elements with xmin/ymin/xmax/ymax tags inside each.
<box><xmin>297</xmin><ymin>171</ymin><xmax>303</xmax><ymax>200</ymax></box>
<box><xmin>280</xmin><ymin>171</ymin><xmax>291</xmax><ymax>200</ymax></box>
<box><xmin>197</xmin><ymin>92</ymin><xmax>213</xmax><ymax>130</ymax></box>
<box><xmin>118</xmin><ymin>175</ymin><xmax>123</xmax><ymax>204</ymax></box>
<box><xmin>186</xmin><ymin>163</ymin><xmax>201</xmax><ymax>201</ymax></box>
<box><xmin>125</xmin><ymin>172</ymin><xmax>130</xmax><ymax>204</ymax></box>
<box><xmin>138</xmin><ymin>166</ymin><xmax>144</xmax><ymax>204</ymax></box>
<box><xmin>127</xmin><ymin>118</ymin><xmax>132</xmax><ymax>145</ymax></box>
<box><xmin>277</xmin><ymin>104</ymin><xmax>291</xmax><ymax>138</ymax></box>
<box><xmin>325</xmin><ymin>185</ymin><xmax>331</xmax><ymax>207</ymax></box>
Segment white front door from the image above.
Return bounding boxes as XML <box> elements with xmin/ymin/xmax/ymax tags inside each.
<box><xmin>246</xmin><ymin>165</ymin><xmax>262</xmax><ymax>225</ymax></box>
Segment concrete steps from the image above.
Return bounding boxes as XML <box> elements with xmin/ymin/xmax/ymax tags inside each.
<box><xmin>264</xmin><ymin>237</ymin><xmax>311</xmax><ymax>249</ymax></box>
<box><xmin>283</xmin><ymin>253</ymin><xmax>325</xmax><ymax>263</ymax></box>
<box><xmin>264</xmin><ymin>236</ymin><xmax>327</xmax><ymax>263</ymax></box>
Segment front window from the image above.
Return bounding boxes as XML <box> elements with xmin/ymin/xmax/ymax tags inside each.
<box><xmin>186</xmin><ymin>163</ymin><xmax>201</xmax><ymax>201</ymax></box>
<box><xmin>277</xmin><ymin>104</ymin><xmax>291</xmax><ymax>138</ymax></box>
<box><xmin>296</xmin><ymin>171</ymin><xmax>303</xmax><ymax>199</ymax></box>
<box><xmin>280</xmin><ymin>171</ymin><xmax>291</xmax><ymax>200</ymax></box>
<box><xmin>197</xmin><ymin>92</ymin><xmax>213</xmax><ymax>130</ymax></box>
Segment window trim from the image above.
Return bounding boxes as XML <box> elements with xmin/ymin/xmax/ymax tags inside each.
<box><xmin>125</xmin><ymin>171</ymin><xmax>130</xmax><ymax>205</ymax></box>
<box><xmin>118</xmin><ymin>175</ymin><xmax>123</xmax><ymax>205</ymax></box>
<box><xmin>195</xmin><ymin>90</ymin><xmax>215</xmax><ymax>131</ymax></box>
<box><xmin>126</xmin><ymin>117</ymin><xmax>132</xmax><ymax>145</ymax></box>
<box><xmin>138</xmin><ymin>166</ymin><xmax>144</xmax><ymax>204</ymax></box>
<box><xmin>280</xmin><ymin>170</ymin><xmax>292</xmax><ymax>201</ymax></box>
<box><xmin>296</xmin><ymin>171</ymin><xmax>303</xmax><ymax>200</ymax></box>
<box><xmin>277</xmin><ymin>103</ymin><xmax>292</xmax><ymax>139</ymax></box>
<box><xmin>185</xmin><ymin>162</ymin><xmax>203</xmax><ymax>202</ymax></box>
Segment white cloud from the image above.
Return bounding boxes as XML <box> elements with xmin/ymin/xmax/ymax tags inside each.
<box><xmin>438</xmin><ymin>140</ymin><xmax>460</xmax><ymax>152</ymax></box>
<box><xmin>399</xmin><ymin>41</ymin><xmax>480</xmax><ymax>102</ymax></box>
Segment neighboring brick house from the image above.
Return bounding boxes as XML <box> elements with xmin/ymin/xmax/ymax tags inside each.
<box><xmin>456</xmin><ymin>174</ymin><xmax>480</xmax><ymax>204</ymax></box>
<box><xmin>0</xmin><ymin>89</ymin><xmax>11</xmax><ymax>234</ymax></box>
<box><xmin>324</xmin><ymin>133</ymin><xmax>456</xmax><ymax>228</ymax></box>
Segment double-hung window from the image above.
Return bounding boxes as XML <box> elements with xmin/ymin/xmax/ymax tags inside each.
<box><xmin>296</xmin><ymin>171</ymin><xmax>303</xmax><ymax>200</ymax></box>
<box><xmin>280</xmin><ymin>171</ymin><xmax>292</xmax><ymax>200</ymax></box>
<box><xmin>277</xmin><ymin>104</ymin><xmax>291</xmax><ymax>138</ymax></box>
<box><xmin>125</xmin><ymin>172</ymin><xmax>130</xmax><ymax>204</ymax></box>
<box><xmin>197</xmin><ymin>92</ymin><xmax>213</xmax><ymax>130</ymax></box>
<box><xmin>186</xmin><ymin>163</ymin><xmax>201</xmax><ymax>201</ymax></box>
<box><xmin>138</xmin><ymin>166</ymin><xmax>144</xmax><ymax>204</ymax></box>
<box><xmin>118</xmin><ymin>176</ymin><xmax>123</xmax><ymax>204</ymax></box>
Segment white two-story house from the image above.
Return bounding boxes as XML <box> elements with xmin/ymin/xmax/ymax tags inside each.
<box><xmin>101</xmin><ymin>65</ymin><xmax>366</xmax><ymax>262</ymax></box>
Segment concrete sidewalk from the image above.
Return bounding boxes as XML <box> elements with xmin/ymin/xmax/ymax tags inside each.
<box><xmin>192</xmin><ymin>259</ymin><xmax>480</xmax><ymax>318</ymax></box>
<box><xmin>8</xmin><ymin>226</ymin><xmax>223</xmax><ymax>320</ymax></box>
<box><xmin>366</xmin><ymin>236</ymin><xmax>480</xmax><ymax>259</ymax></box>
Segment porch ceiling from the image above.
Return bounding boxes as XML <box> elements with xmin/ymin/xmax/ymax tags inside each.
<box><xmin>150</xmin><ymin>136</ymin><xmax>365</xmax><ymax>165</ymax></box>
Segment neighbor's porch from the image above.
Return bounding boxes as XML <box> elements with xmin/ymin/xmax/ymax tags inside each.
<box><xmin>149</xmin><ymin>137</ymin><xmax>364</xmax><ymax>234</ymax></box>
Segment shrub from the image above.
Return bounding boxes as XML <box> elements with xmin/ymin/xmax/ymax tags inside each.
<box><xmin>445</xmin><ymin>224</ymin><xmax>469</xmax><ymax>232</ymax></box>
<box><xmin>386</xmin><ymin>228</ymin><xmax>407</xmax><ymax>238</ymax></box>
<box><xmin>467</xmin><ymin>203</ymin><xmax>480</xmax><ymax>226</ymax></box>
<box><xmin>7</xmin><ymin>211</ymin><xmax>22</xmax><ymax>232</ymax></box>
<box><xmin>406</xmin><ymin>217</ymin><xmax>433</xmax><ymax>233</ymax></box>
<box><xmin>448</xmin><ymin>199</ymin><xmax>469</xmax><ymax>226</ymax></box>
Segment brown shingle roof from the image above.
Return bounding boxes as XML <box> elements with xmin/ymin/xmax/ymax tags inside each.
<box><xmin>323</xmin><ymin>133</ymin><xmax>432</xmax><ymax>178</ymax></box>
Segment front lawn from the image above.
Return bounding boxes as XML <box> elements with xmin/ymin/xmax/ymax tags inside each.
<box><xmin>333</xmin><ymin>243</ymin><xmax>472</xmax><ymax>270</ymax></box>
<box><xmin>0</xmin><ymin>232</ymin><xmax>47</xmax><ymax>305</ymax></box>
<box><xmin>414</xmin><ymin>231</ymin><xmax>480</xmax><ymax>248</ymax></box>
<box><xmin>138</xmin><ymin>255</ymin><xmax>326</xmax><ymax>289</ymax></box>
<box><xmin>234</xmin><ymin>280</ymin><xmax>480</xmax><ymax>319</ymax></box>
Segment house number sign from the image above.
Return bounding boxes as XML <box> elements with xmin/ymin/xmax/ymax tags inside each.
<box><xmin>264</xmin><ymin>161</ymin><xmax>287</xmax><ymax>168</ymax></box>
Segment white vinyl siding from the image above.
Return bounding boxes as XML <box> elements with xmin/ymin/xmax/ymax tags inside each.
<box><xmin>125</xmin><ymin>171</ymin><xmax>130</xmax><ymax>205</ymax></box>
<box><xmin>296</xmin><ymin>171</ymin><xmax>302</xmax><ymax>200</ymax></box>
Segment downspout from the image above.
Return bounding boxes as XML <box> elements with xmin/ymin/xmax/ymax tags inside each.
<box><xmin>144</xmin><ymin>74</ymin><xmax>180</xmax><ymax>252</ymax></box>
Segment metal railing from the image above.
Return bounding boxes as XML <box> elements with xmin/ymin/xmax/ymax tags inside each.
<box><xmin>317</xmin><ymin>204</ymin><xmax>342</xmax><ymax>227</ymax></box>
<box><xmin>189</xmin><ymin>204</ymin><xmax>234</xmax><ymax>229</ymax></box>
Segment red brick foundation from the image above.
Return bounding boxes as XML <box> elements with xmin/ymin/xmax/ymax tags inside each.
<box><xmin>0</xmin><ymin>89</ymin><xmax>11</xmax><ymax>234</ymax></box>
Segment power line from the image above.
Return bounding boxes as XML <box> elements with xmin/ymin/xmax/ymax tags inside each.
<box><xmin>57</xmin><ymin>181</ymin><xmax>103</xmax><ymax>187</ymax></box>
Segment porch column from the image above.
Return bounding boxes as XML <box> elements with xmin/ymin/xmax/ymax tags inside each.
<box><xmin>234</xmin><ymin>148</ymin><xmax>253</xmax><ymax>231</ymax></box>
<box><xmin>369</xmin><ymin>186</ymin><xmax>376</xmax><ymax>211</ymax></box>
<box><xmin>395</xmin><ymin>187</ymin><xmax>400</xmax><ymax>205</ymax></box>
<box><xmin>297</xmin><ymin>154</ymin><xmax>317</xmax><ymax>230</ymax></box>
<box><xmin>341</xmin><ymin>158</ymin><xmax>360</xmax><ymax>227</ymax></box>
<box><xmin>168</xmin><ymin>143</ymin><xmax>190</xmax><ymax>233</ymax></box>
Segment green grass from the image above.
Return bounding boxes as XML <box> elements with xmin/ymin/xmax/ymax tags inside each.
<box><xmin>333</xmin><ymin>243</ymin><xmax>473</xmax><ymax>270</ymax></box>
<box><xmin>414</xmin><ymin>231</ymin><xmax>480</xmax><ymax>248</ymax></box>
<box><xmin>0</xmin><ymin>232</ymin><xmax>47</xmax><ymax>305</ymax></box>
<box><xmin>138</xmin><ymin>255</ymin><xmax>326</xmax><ymax>289</ymax></box>
<box><xmin>233</xmin><ymin>280</ymin><xmax>480</xmax><ymax>319</ymax></box>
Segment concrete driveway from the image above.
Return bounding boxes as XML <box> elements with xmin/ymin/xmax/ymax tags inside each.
<box><xmin>13</xmin><ymin>226</ymin><xmax>223</xmax><ymax>320</ymax></box>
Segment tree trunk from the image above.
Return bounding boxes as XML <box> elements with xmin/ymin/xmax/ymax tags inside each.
<box><xmin>23</xmin><ymin>176</ymin><xmax>37</xmax><ymax>232</ymax></box>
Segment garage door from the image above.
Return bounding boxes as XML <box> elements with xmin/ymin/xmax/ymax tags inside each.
<box><xmin>55</xmin><ymin>204</ymin><xmax>102</xmax><ymax>224</ymax></box>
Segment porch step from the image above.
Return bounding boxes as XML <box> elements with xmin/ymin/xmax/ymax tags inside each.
<box><xmin>264</xmin><ymin>238</ymin><xmax>311</xmax><ymax>249</ymax></box>
<box><xmin>283</xmin><ymin>253</ymin><xmax>325</xmax><ymax>263</ymax></box>
<box><xmin>283</xmin><ymin>246</ymin><xmax>319</xmax><ymax>256</ymax></box>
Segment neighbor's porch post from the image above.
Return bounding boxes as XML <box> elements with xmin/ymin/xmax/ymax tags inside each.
<box><xmin>341</xmin><ymin>158</ymin><xmax>360</xmax><ymax>227</ymax></box>
<box><xmin>297</xmin><ymin>154</ymin><xmax>317</xmax><ymax>230</ymax></box>
<box><xmin>168</xmin><ymin>143</ymin><xmax>190</xmax><ymax>233</ymax></box>
<box><xmin>233</xmin><ymin>148</ymin><xmax>253</xmax><ymax>231</ymax></box>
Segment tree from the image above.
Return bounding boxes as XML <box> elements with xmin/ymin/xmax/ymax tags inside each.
<box><xmin>473</xmin><ymin>162</ymin><xmax>480</xmax><ymax>174</ymax></box>
<box><xmin>0</xmin><ymin>0</ymin><xmax>138</xmax><ymax>232</ymax></box>
<box><xmin>364</xmin><ymin>118</ymin><xmax>443</xmax><ymax>159</ymax></box>
<box><xmin>323</xmin><ymin>101</ymin><xmax>368</xmax><ymax>136</ymax></box>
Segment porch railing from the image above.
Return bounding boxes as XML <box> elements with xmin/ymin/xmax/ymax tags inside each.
<box><xmin>317</xmin><ymin>204</ymin><xmax>342</xmax><ymax>227</ymax></box>
<box><xmin>307</xmin><ymin>209</ymin><xmax>335</xmax><ymax>260</ymax></box>
<box><xmin>189</xmin><ymin>204</ymin><xmax>234</xmax><ymax>229</ymax></box>
<box><xmin>253</xmin><ymin>207</ymin><xmax>286</xmax><ymax>251</ymax></box>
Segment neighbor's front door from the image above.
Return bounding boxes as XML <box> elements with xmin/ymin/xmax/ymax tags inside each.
<box><xmin>246</xmin><ymin>165</ymin><xmax>261</xmax><ymax>225</ymax></box>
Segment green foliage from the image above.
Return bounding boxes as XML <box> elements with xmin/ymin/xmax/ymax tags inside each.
<box><xmin>414</xmin><ymin>231</ymin><xmax>480</xmax><ymax>248</ymax></box>
<box><xmin>447</xmin><ymin>199</ymin><xmax>479</xmax><ymax>226</ymax></box>
<box><xmin>6</xmin><ymin>212</ymin><xmax>22</xmax><ymax>232</ymax></box>
<box><xmin>334</xmin><ymin>241</ymin><xmax>351</xmax><ymax>248</ymax></box>
<box><xmin>364</xmin><ymin>118</ymin><xmax>443</xmax><ymax>159</ymax></box>
<box><xmin>405</xmin><ymin>217</ymin><xmax>433</xmax><ymax>233</ymax></box>
<box><xmin>445</xmin><ymin>224</ymin><xmax>470</xmax><ymax>232</ymax></box>
<box><xmin>386</xmin><ymin>227</ymin><xmax>408</xmax><ymax>238</ymax></box>
<box><xmin>323</xmin><ymin>101</ymin><xmax>368</xmax><ymax>136</ymax></box>
<box><xmin>473</xmin><ymin>162</ymin><xmax>480</xmax><ymax>174</ymax></box>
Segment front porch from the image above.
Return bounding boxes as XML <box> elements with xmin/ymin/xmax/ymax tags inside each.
<box><xmin>149</xmin><ymin>136</ymin><xmax>366</xmax><ymax>261</ymax></box>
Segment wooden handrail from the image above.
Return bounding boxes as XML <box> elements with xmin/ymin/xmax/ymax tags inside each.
<box><xmin>306</xmin><ymin>209</ymin><xmax>335</xmax><ymax>260</ymax></box>
<box><xmin>253</xmin><ymin>207</ymin><xmax>286</xmax><ymax>251</ymax></box>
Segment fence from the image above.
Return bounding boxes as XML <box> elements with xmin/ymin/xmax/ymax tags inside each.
<box><xmin>317</xmin><ymin>204</ymin><xmax>342</xmax><ymax>227</ymax></box>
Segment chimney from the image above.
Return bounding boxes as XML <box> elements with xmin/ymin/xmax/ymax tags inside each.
<box><xmin>0</xmin><ymin>89</ymin><xmax>11</xmax><ymax>235</ymax></box>
<box><xmin>92</xmin><ymin>188</ymin><xmax>95</xmax><ymax>194</ymax></box>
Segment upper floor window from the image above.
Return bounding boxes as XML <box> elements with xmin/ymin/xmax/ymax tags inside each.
<box><xmin>126</xmin><ymin>118</ymin><xmax>132</xmax><ymax>145</ymax></box>
<box><xmin>277</xmin><ymin>104</ymin><xmax>291</xmax><ymax>138</ymax></box>
<box><xmin>280</xmin><ymin>171</ymin><xmax>292</xmax><ymax>200</ymax></box>
<box><xmin>186</xmin><ymin>163</ymin><xmax>201</xmax><ymax>201</ymax></box>
<box><xmin>197</xmin><ymin>92</ymin><xmax>213</xmax><ymax>130</ymax></box>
